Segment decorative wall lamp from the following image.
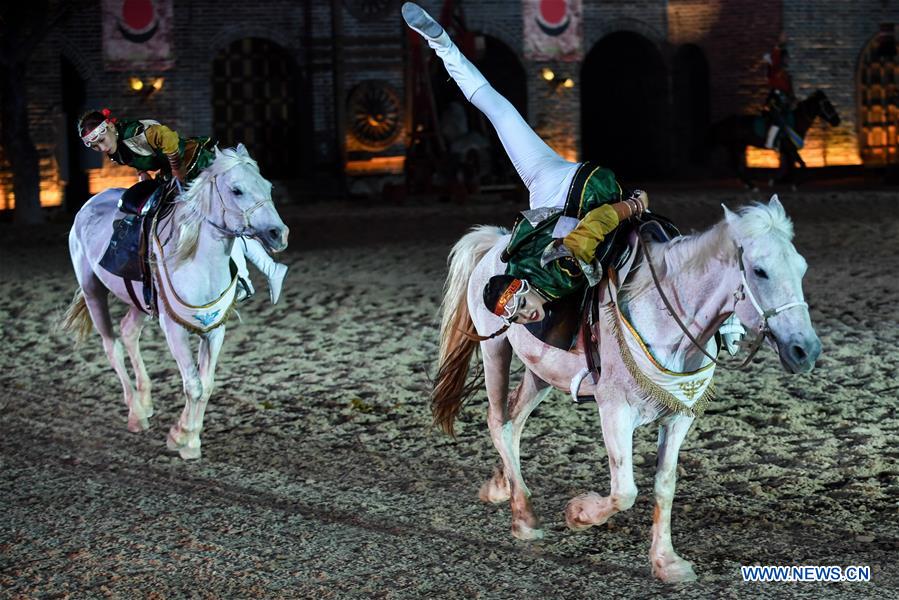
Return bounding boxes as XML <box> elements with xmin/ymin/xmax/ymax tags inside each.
<box><xmin>128</xmin><ymin>76</ymin><xmax>165</xmax><ymax>98</ymax></box>
<box><xmin>541</xmin><ymin>68</ymin><xmax>574</xmax><ymax>92</ymax></box>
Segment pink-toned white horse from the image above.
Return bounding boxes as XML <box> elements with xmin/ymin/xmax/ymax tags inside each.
<box><xmin>62</xmin><ymin>145</ymin><xmax>288</xmax><ymax>459</ymax></box>
<box><xmin>433</xmin><ymin>195</ymin><xmax>819</xmax><ymax>582</ymax></box>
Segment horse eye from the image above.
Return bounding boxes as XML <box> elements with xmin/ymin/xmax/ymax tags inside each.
<box><xmin>753</xmin><ymin>267</ymin><xmax>768</xmax><ymax>279</ymax></box>
<box><xmin>231</xmin><ymin>188</ymin><xmax>243</xmax><ymax>196</ymax></box>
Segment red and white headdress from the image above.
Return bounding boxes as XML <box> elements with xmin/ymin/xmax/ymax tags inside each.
<box><xmin>81</xmin><ymin>108</ymin><xmax>116</xmax><ymax>146</ymax></box>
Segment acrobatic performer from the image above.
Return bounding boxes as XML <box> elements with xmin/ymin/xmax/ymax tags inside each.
<box><xmin>403</xmin><ymin>3</ymin><xmax>647</xmax><ymax>324</ymax></box>
<box><xmin>403</xmin><ymin>3</ymin><xmax>745</xmax><ymax>351</ymax></box>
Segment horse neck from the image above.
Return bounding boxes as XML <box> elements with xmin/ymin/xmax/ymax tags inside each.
<box><xmin>625</xmin><ymin>223</ymin><xmax>741</xmax><ymax>371</ymax></box>
<box><xmin>157</xmin><ymin>197</ymin><xmax>236</xmax><ymax>302</ymax></box>
<box><xmin>793</xmin><ymin>95</ymin><xmax>818</xmax><ymax>136</ymax></box>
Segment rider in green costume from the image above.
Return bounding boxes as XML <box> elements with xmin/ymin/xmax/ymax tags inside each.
<box><xmin>78</xmin><ymin>109</ymin><xmax>288</xmax><ymax>304</ymax></box>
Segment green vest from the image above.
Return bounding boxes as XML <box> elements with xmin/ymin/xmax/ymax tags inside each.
<box><xmin>110</xmin><ymin>120</ymin><xmax>216</xmax><ymax>182</ymax></box>
<box><xmin>503</xmin><ymin>163</ymin><xmax>623</xmax><ymax>300</ymax></box>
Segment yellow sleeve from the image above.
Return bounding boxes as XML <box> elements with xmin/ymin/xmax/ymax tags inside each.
<box><xmin>562</xmin><ymin>204</ymin><xmax>621</xmax><ymax>264</ymax></box>
<box><xmin>145</xmin><ymin>124</ymin><xmax>181</xmax><ymax>155</ymax></box>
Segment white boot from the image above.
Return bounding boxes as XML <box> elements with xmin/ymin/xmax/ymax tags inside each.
<box><xmin>402</xmin><ymin>2</ymin><xmax>488</xmax><ymax>101</ymax></box>
<box><xmin>765</xmin><ymin>125</ymin><xmax>780</xmax><ymax>149</ymax></box>
<box><xmin>230</xmin><ymin>244</ymin><xmax>255</xmax><ymax>303</ymax></box>
<box><xmin>243</xmin><ymin>238</ymin><xmax>288</xmax><ymax>305</ymax></box>
<box><xmin>719</xmin><ymin>314</ymin><xmax>746</xmax><ymax>356</ymax></box>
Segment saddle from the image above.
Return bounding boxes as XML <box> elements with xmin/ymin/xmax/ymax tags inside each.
<box><xmin>99</xmin><ymin>179</ymin><xmax>174</xmax><ymax>311</ymax></box>
<box><xmin>570</xmin><ymin>214</ymin><xmax>680</xmax><ymax>403</ymax></box>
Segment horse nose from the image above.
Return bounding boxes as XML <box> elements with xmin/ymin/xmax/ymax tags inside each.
<box><xmin>787</xmin><ymin>335</ymin><xmax>821</xmax><ymax>373</ymax></box>
<box><xmin>264</xmin><ymin>225</ymin><xmax>288</xmax><ymax>252</ymax></box>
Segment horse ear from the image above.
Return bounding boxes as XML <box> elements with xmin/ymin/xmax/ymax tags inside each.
<box><xmin>722</xmin><ymin>203</ymin><xmax>739</xmax><ymax>228</ymax></box>
<box><xmin>236</xmin><ymin>143</ymin><xmax>249</xmax><ymax>157</ymax></box>
<box><xmin>214</xmin><ymin>145</ymin><xmax>223</xmax><ymax>159</ymax></box>
<box><xmin>768</xmin><ymin>194</ymin><xmax>784</xmax><ymax>211</ymax></box>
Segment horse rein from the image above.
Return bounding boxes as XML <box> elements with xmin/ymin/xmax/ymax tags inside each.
<box><xmin>636</xmin><ymin>229</ymin><xmax>808</xmax><ymax>370</ymax></box>
<box><xmin>206</xmin><ymin>174</ymin><xmax>275</xmax><ymax>240</ymax></box>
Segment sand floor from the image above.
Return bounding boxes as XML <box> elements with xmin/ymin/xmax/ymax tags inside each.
<box><xmin>1</xmin><ymin>188</ymin><xmax>897</xmax><ymax>598</ymax></box>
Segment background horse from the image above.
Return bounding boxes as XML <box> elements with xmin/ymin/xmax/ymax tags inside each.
<box><xmin>432</xmin><ymin>196</ymin><xmax>820</xmax><ymax>582</ymax></box>
<box><xmin>708</xmin><ymin>90</ymin><xmax>840</xmax><ymax>189</ymax></box>
<box><xmin>62</xmin><ymin>144</ymin><xmax>288</xmax><ymax>459</ymax></box>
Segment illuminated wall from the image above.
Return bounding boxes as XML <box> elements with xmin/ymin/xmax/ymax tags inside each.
<box><xmin>0</xmin><ymin>148</ymin><xmax>64</xmax><ymax>211</ymax></box>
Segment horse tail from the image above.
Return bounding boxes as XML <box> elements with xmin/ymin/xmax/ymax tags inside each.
<box><xmin>432</xmin><ymin>225</ymin><xmax>506</xmax><ymax>437</ymax></box>
<box><xmin>60</xmin><ymin>288</ymin><xmax>93</xmax><ymax>344</ymax></box>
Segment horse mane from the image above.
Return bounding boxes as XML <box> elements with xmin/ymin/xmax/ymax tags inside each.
<box><xmin>621</xmin><ymin>202</ymin><xmax>794</xmax><ymax>299</ymax></box>
<box><xmin>171</xmin><ymin>147</ymin><xmax>265</xmax><ymax>265</ymax></box>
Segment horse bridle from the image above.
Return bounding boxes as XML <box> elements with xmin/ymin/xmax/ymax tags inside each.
<box><xmin>818</xmin><ymin>96</ymin><xmax>838</xmax><ymax>124</ymax></box>
<box><xmin>206</xmin><ymin>174</ymin><xmax>275</xmax><ymax>239</ymax></box>
<box><xmin>637</xmin><ymin>229</ymin><xmax>808</xmax><ymax>369</ymax></box>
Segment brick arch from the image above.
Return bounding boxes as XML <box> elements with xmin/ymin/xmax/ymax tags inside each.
<box><xmin>465</xmin><ymin>19</ymin><xmax>523</xmax><ymax>56</ymax></box>
<box><xmin>584</xmin><ymin>17</ymin><xmax>667</xmax><ymax>58</ymax></box>
<box><xmin>206</xmin><ymin>26</ymin><xmax>300</xmax><ymax>65</ymax></box>
<box><xmin>58</xmin><ymin>38</ymin><xmax>96</xmax><ymax>83</ymax></box>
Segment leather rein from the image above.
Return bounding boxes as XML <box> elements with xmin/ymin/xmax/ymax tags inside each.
<box><xmin>636</xmin><ymin>226</ymin><xmax>808</xmax><ymax>370</ymax></box>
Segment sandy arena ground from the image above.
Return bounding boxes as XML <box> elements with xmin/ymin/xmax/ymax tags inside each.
<box><xmin>1</xmin><ymin>187</ymin><xmax>897</xmax><ymax>598</ymax></box>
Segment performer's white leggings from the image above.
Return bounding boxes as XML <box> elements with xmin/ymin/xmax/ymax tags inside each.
<box><xmin>232</xmin><ymin>237</ymin><xmax>277</xmax><ymax>282</ymax></box>
<box><xmin>426</xmin><ymin>33</ymin><xmax>578</xmax><ymax>210</ymax></box>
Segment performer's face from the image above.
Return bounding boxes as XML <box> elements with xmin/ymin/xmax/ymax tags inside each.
<box><xmin>511</xmin><ymin>290</ymin><xmax>546</xmax><ymax>324</ymax></box>
<box><xmin>87</xmin><ymin>126</ymin><xmax>118</xmax><ymax>155</ymax></box>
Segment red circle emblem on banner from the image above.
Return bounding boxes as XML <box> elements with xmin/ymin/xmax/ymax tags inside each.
<box><xmin>536</xmin><ymin>0</ymin><xmax>570</xmax><ymax>36</ymax></box>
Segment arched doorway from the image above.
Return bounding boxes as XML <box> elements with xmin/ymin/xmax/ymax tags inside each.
<box><xmin>581</xmin><ymin>31</ymin><xmax>669</xmax><ymax>180</ymax></box>
<box><xmin>672</xmin><ymin>44</ymin><xmax>710</xmax><ymax>172</ymax></box>
<box><xmin>211</xmin><ymin>38</ymin><xmax>312</xmax><ymax>178</ymax></box>
<box><xmin>858</xmin><ymin>29</ymin><xmax>899</xmax><ymax>166</ymax></box>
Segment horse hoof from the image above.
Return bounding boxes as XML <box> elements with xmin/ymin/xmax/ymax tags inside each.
<box><xmin>127</xmin><ymin>416</ymin><xmax>150</xmax><ymax>433</ymax></box>
<box><xmin>478</xmin><ymin>474</ymin><xmax>511</xmax><ymax>504</ymax></box>
<box><xmin>565</xmin><ymin>492</ymin><xmax>608</xmax><ymax>531</ymax></box>
<box><xmin>141</xmin><ymin>401</ymin><xmax>154</xmax><ymax>419</ymax></box>
<box><xmin>166</xmin><ymin>431</ymin><xmax>185</xmax><ymax>451</ymax></box>
<box><xmin>652</xmin><ymin>557</ymin><xmax>698</xmax><ymax>583</ymax></box>
<box><xmin>511</xmin><ymin>520</ymin><xmax>544</xmax><ymax>541</ymax></box>
<box><xmin>178</xmin><ymin>445</ymin><xmax>202</xmax><ymax>460</ymax></box>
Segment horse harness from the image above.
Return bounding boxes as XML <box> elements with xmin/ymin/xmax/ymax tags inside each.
<box><xmin>636</xmin><ymin>224</ymin><xmax>809</xmax><ymax>370</ymax></box>
<box><xmin>204</xmin><ymin>174</ymin><xmax>275</xmax><ymax>239</ymax></box>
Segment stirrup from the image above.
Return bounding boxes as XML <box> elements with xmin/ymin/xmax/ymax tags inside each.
<box><xmin>236</xmin><ymin>277</ymin><xmax>254</xmax><ymax>304</ymax></box>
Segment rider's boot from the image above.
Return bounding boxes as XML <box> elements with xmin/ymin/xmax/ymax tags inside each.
<box><xmin>402</xmin><ymin>2</ymin><xmax>488</xmax><ymax>101</ymax></box>
<box><xmin>765</xmin><ymin>125</ymin><xmax>780</xmax><ymax>149</ymax></box>
<box><xmin>243</xmin><ymin>238</ymin><xmax>288</xmax><ymax>305</ymax></box>
<box><xmin>719</xmin><ymin>314</ymin><xmax>747</xmax><ymax>356</ymax></box>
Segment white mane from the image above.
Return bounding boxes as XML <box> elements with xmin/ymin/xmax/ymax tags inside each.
<box><xmin>172</xmin><ymin>147</ymin><xmax>267</xmax><ymax>264</ymax></box>
<box><xmin>622</xmin><ymin>201</ymin><xmax>795</xmax><ymax>300</ymax></box>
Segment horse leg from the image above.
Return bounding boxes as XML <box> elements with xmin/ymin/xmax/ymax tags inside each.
<box><xmin>120</xmin><ymin>306</ymin><xmax>153</xmax><ymax>420</ymax></box>
<box><xmin>650</xmin><ymin>415</ymin><xmax>698</xmax><ymax>582</ymax></box>
<box><xmin>193</xmin><ymin>328</ymin><xmax>226</xmax><ymax>444</ymax></box>
<box><xmin>481</xmin><ymin>367</ymin><xmax>552</xmax><ymax>540</ymax></box>
<box><xmin>80</xmin><ymin>276</ymin><xmax>148</xmax><ymax>432</ymax></box>
<box><xmin>478</xmin><ymin>338</ymin><xmax>543</xmax><ymax>540</ymax></box>
<box><xmin>565</xmin><ymin>396</ymin><xmax>638</xmax><ymax>531</ymax></box>
<box><xmin>159</xmin><ymin>313</ymin><xmax>205</xmax><ymax>460</ymax></box>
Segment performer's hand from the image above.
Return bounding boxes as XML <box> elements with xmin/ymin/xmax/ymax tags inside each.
<box><xmin>636</xmin><ymin>190</ymin><xmax>650</xmax><ymax>211</ymax></box>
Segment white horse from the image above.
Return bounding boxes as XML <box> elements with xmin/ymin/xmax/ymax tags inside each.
<box><xmin>433</xmin><ymin>195</ymin><xmax>820</xmax><ymax>582</ymax></box>
<box><xmin>62</xmin><ymin>144</ymin><xmax>288</xmax><ymax>459</ymax></box>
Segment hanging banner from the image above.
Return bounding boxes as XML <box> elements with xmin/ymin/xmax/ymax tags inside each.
<box><xmin>523</xmin><ymin>0</ymin><xmax>583</xmax><ymax>62</ymax></box>
<box><xmin>102</xmin><ymin>0</ymin><xmax>175</xmax><ymax>71</ymax></box>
